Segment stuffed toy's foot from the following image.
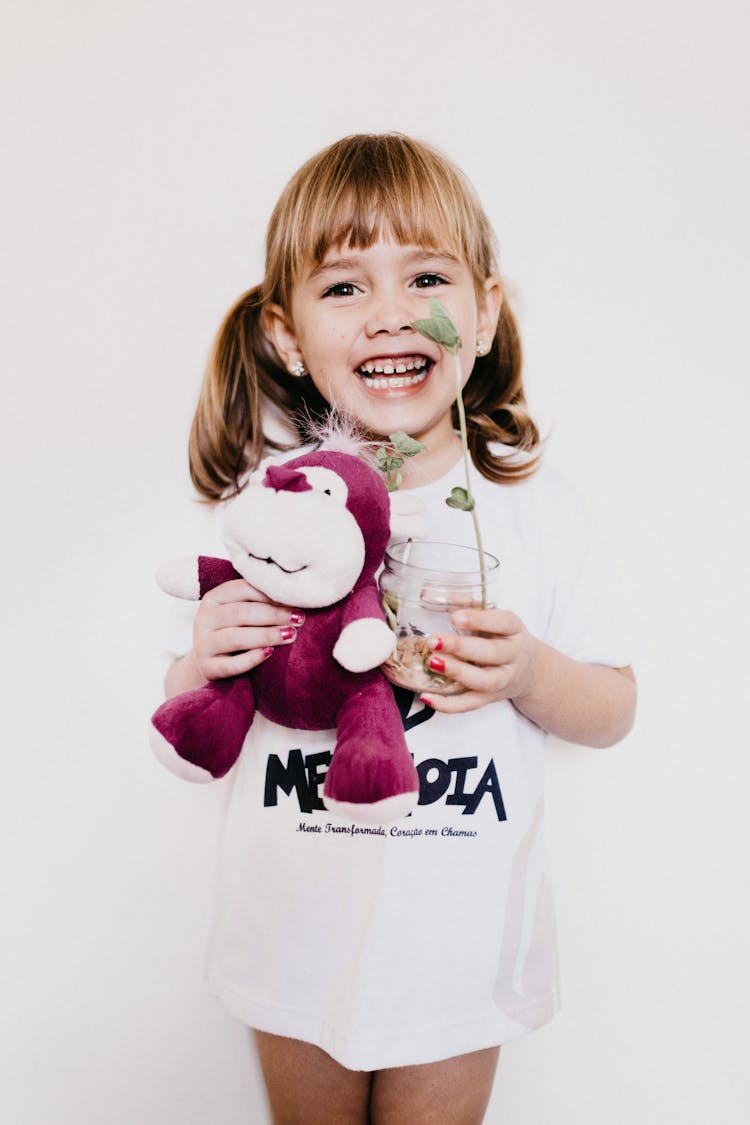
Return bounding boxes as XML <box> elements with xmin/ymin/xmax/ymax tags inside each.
<box><xmin>150</xmin><ymin>725</ymin><xmax>214</xmax><ymax>783</ymax></box>
<box><xmin>150</xmin><ymin>677</ymin><xmax>256</xmax><ymax>781</ymax></box>
<box><xmin>323</xmin><ymin>789</ymin><xmax>419</xmax><ymax>826</ymax></box>
<box><xmin>323</xmin><ymin>679</ymin><xmax>419</xmax><ymax>824</ymax></box>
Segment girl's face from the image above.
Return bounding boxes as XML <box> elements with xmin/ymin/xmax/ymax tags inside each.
<box><xmin>266</xmin><ymin>234</ymin><xmax>501</xmax><ymax>467</ymax></box>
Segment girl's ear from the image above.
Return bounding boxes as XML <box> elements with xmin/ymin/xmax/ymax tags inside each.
<box><xmin>477</xmin><ymin>276</ymin><xmax>503</xmax><ymax>345</ymax></box>
<box><xmin>263</xmin><ymin>304</ymin><xmax>304</xmax><ymax>372</ymax></box>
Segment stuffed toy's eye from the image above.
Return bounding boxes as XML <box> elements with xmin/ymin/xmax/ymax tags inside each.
<box><xmin>301</xmin><ymin>467</ymin><xmax>348</xmax><ymax>504</ymax></box>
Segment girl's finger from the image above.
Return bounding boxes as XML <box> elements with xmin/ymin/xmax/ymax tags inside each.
<box><xmin>208</xmin><ymin>624</ymin><xmax>298</xmax><ymax>656</ymax></box>
<box><xmin>450</xmin><ymin>607</ymin><xmax>522</xmax><ymax>636</ymax></box>
<box><xmin>419</xmin><ymin>690</ymin><xmax>496</xmax><ymax>714</ymax></box>
<box><xmin>203</xmin><ymin>601</ymin><xmax>302</xmax><ymax>631</ymax></box>
<box><xmin>422</xmin><ymin>651</ymin><xmax>511</xmax><ymax>697</ymax></box>
<box><xmin>205</xmin><ymin>646</ymin><xmax>276</xmax><ymax>680</ymax></box>
<box><xmin>427</xmin><ymin>632</ymin><xmax>515</xmax><ymax>667</ymax></box>
<box><xmin>202</xmin><ymin>578</ymin><xmax>278</xmax><ymax>606</ymax></box>
<box><xmin>235</xmin><ymin>603</ymin><xmax>303</xmax><ymax>627</ymax></box>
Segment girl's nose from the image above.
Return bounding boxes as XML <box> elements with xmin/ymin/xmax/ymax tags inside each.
<box><xmin>364</xmin><ymin>289</ymin><xmax>414</xmax><ymax>336</ymax></box>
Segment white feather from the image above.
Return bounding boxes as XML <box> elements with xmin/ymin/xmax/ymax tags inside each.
<box><xmin>296</xmin><ymin>407</ymin><xmax>378</xmax><ymax>466</ymax></box>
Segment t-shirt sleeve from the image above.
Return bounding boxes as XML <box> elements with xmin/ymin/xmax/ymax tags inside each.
<box><xmin>540</xmin><ymin>474</ymin><xmax>643</xmax><ymax>668</ymax></box>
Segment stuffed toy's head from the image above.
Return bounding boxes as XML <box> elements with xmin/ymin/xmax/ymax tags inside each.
<box><xmin>222</xmin><ymin>450</ymin><xmax>391</xmax><ymax>607</ymax></box>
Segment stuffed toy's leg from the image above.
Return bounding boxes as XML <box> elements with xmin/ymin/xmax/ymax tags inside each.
<box><xmin>323</xmin><ymin>678</ymin><xmax>420</xmax><ymax>824</ymax></box>
<box><xmin>150</xmin><ymin>677</ymin><xmax>256</xmax><ymax>782</ymax></box>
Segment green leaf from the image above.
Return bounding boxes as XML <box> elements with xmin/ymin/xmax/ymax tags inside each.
<box><xmin>375</xmin><ymin>447</ymin><xmax>388</xmax><ymax>468</ymax></box>
<box><xmin>445</xmin><ymin>486</ymin><xmax>474</xmax><ymax>511</ymax></box>
<box><xmin>411</xmin><ymin>298</ymin><xmax>462</xmax><ymax>354</ymax></box>
<box><xmin>393</xmin><ymin>469</ymin><xmax>403</xmax><ymax>490</ymax></box>
<box><xmin>389</xmin><ymin>431</ymin><xmax>426</xmax><ymax>457</ymax></box>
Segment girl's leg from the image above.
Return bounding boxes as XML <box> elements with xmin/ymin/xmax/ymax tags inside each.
<box><xmin>253</xmin><ymin>1030</ymin><xmax>372</xmax><ymax>1125</ymax></box>
<box><xmin>369</xmin><ymin>1046</ymin><xmax>500</xmax><ymax>1125</ymax></box>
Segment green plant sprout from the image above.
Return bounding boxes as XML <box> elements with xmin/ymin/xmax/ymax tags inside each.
<box><xmin>375</xmin><ymin>431</ymin><xmax>425</xmax><ymax>632</ymax></box>
<box><xmin>375</xmin><ymin>430</ymin><xmax>426</xmax><ymax>492</ymax></box>
<box><xmin>411</xmin><ymin>298</ymin><xmax>488</xmax><ymax>608</ymax></box>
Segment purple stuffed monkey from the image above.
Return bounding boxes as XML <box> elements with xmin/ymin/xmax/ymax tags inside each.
<box><xmin>150</xmin><ymin>449</ymin><xmax>420</xmax><ymax>824</ymax></box>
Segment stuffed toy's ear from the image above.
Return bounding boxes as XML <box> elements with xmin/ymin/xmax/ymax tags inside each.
<box><xmin>388</xmin><ymin>492</ymin><xmax>428</xmax><ymax>543</ymax></box>
<box><xmin>246</xmin><ymin>455</ymin><xmax>279</xmax><ymax>485</ymax></box>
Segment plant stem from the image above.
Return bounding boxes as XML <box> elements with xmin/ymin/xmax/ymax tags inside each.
<box><xmin>453</xmin><ymin>352</ymin><xmax>487</xmax><ymax>607</ymax></box>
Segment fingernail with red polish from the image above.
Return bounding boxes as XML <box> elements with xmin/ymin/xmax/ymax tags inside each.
<box><xmin>427</xmin><ymin>636</ymin><xmax>443</xmax><ymax>651</ymax></box>
<box><xmin>419</xmin><ymin>695</ymin><xmax>434</xmax><ymax>708</ymax></box>
<box><xmin>262</xmin><ymin>646</ymin><xmax>274</xmax><ymax>658</ymax></box>
<box><xmin>279</xmin><ymin>626</ymin><xmax>296</xmax><ymax>641</ymax></box>
<box><xmin>428</xmin><ymin>655</ymin><xmax>445</xmax><ymax>672</ymax></box>
<box><xmin>290</xmin><ymin>612</ymin><xmax>305</xmax><ymax>626</ymax></box>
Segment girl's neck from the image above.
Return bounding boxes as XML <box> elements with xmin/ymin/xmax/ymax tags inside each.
<box><xmin>399</xmin><ymin>430</ymin><xmax>464</xmax><ymax>489</ymax></box>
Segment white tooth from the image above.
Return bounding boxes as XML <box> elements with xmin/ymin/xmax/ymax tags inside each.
<box><xmin>374</xmin><ymin>364</ymin><xmax>384</xmax><ymax>373</ymax></box>
<box><xmin>393</xmin><ymin>377</ymin><xmax>404</xmax><ymax>387</ymax></box>
<box><xmin>405</xmin><ymin>361</ymin><xmax>415</xmax><ymax>371</ymax></box>
<box><xmin>395</xmin><ymin>364</ymin><xmax>406</xmax><ymax>373</ymax></box>
<box><xmin>383</xmin><ymin>364</ymin><xmax>394</xmax><ymax>374</ymax></box>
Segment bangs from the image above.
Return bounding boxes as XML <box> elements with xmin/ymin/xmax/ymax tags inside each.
<box><xmin>267</xmin><ymin>134</ymin><xmax>495</xmax><ymax>304</ymax></box>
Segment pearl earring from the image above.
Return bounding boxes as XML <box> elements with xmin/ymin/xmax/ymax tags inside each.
<box><xmin>476</xmin><ymin>340</ymin><xmax>488</xmax><ymax>356</ymax></box>
<box><xmin>289</xmin><ymin>360</ymin><xmax>307</xmax><ymax>377</ymax></box>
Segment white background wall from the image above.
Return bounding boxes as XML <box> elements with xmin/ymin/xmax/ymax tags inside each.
<box><xmin>2</xmin><ymin>1</ymin><xmax>748</xmax><ymax>1121</ymax></box>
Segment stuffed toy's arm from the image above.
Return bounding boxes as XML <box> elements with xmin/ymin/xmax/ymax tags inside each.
<box><xmin>156</xmin><ymin>556</ymin><xmax>241</xmax><ymax>600</ymax></box>
<box><xmin>332</xmin><ymin>582</ymin><xmax>396</xmax><ymax>673</ymax></box>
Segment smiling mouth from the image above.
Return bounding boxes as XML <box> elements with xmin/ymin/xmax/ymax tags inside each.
<box><xmin>355</xmin><ymin>354</ymin><xmax>433</xmax><ymax>389</ymax></box>
<box><xmin>248</xmin><ymin>553</ymin><xmax>307</xmax><ymax>575</ymax></box>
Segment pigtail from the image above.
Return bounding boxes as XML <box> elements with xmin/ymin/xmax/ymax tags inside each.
<box><xmin>189</xmin><ymin>287</ymin><xmax>263</xmax><ymax>500</ymax></box>
<box><xmin>188</xmin><ymin>287</ymin><xmax>329</xmax><ymax>501</ymax></box>
<box><xmin>462</xmin><ymin>300</ymin><xmax>542</xmax><ymax>484</ymax></box>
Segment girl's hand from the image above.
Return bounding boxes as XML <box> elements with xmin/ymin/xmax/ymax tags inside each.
<box><xmin>420</xmin><ymin>608</ymin><xmax>538</xmax><ymax>713</ymax></box>
<box><xmin>192</xmin><ymin>578</ymin><xmax>303</xmax><ymax>682</ymax></box>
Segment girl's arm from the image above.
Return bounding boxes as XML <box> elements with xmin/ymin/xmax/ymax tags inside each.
<box><xmin>163</xmin><ymin>578</ymin><xmax>304</xmax><ymax>700</ymax></box>
<box><xmin>164</xmin><ymin>650</ymin><xmax>208</xmax><ymax>698</ymax></box>
<box><xmin>419</xmin><ymin>608</ymin><xmax>636</xmax><ymax>748</ymax></box>
<box><xmin>511</xmin><ymin>643</ymin><xmax>636</xmax><ymax>748</ymax></box>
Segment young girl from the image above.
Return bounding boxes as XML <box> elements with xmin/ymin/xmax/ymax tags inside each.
<box><xmin>161</xmin><ymin>133</ymin><xmax>638</xmax><ymax>1124</ymax></box>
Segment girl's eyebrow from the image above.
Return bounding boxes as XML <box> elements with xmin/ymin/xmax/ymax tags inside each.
<box><xmin>306</xmin><ymin>248</ymin><xmax>461</xmax><ymax>281</ymax></box>
<box><xmin>307</xmin><ymin>256</ymin><xmax>360</xmax><ymax>280</ymax></box>
<box><xmin>403</xmin><ymin>249</ymin><xmax>461</xmax><ymax>267</ymax></box>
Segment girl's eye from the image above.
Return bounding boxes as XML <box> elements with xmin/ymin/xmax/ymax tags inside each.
<box><xmin>322</xmin><ymin>282</ymin><xmax>358</xmax><ymax>298</ymax></box>
<box><xmin>413</xmin><ymin>273</ymin><xmax>447</xmax><ymax>289</ymax></box>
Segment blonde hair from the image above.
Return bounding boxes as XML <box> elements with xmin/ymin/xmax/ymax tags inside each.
<box><xmin>189</xmin><ymin>133</ymin><xmax>540</xmax><ymax>500</ymax></box>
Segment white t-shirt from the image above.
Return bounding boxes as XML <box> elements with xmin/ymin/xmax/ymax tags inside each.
<box><xmin>161</xmin><ymin>449</ymin><xmax>639</xmax><ymax>1071</ymax></box>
